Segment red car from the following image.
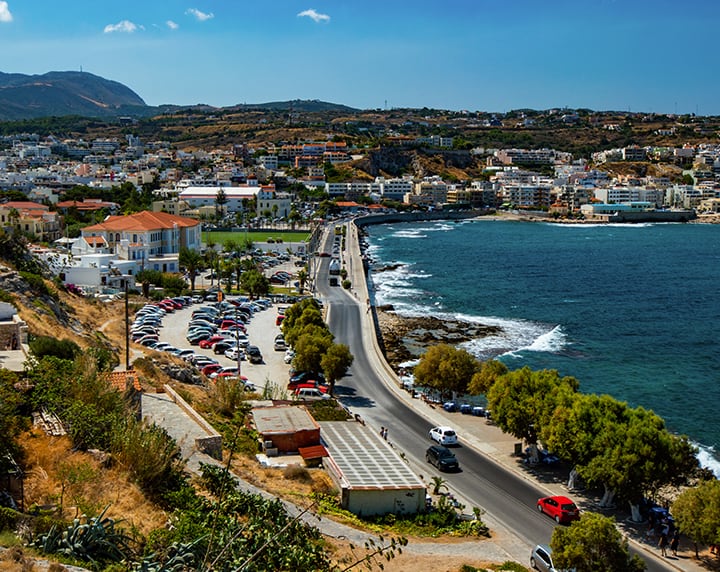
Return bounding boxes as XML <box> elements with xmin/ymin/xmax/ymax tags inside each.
<box><xmin>201</xmin><ymin>363</ymin><xmax>223</xmax><ymax>376</ymax></box>
<box><xmin>287</xmin><ymin>380</ymin><xmax>328</xmax><ymax>393</ymax></box>
<box><xmin>199</xmin><ymin>335</ymin><xmax>225</xmax><ymax>349</ymax></box>
<box><xmin>537</xmin><ymin>495</ymin><xmax>580</xmax><ymax>524</ymax></box>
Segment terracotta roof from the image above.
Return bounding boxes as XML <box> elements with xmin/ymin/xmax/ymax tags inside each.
<box><xmin>2</xmin><ymin>201</ymin><xmax>49</xmax><ymax>212</ymax></box>
<box><xmin>298</xmin><ymin>445</ymin><xmax>329</xmax><ymax>460</ymax></box>
<box><xmin>83</xmin><ymin>210</ymin><xmax>199</xmax><ymax>232</ymax></box>
<box><xmin>105</xmin><ymin>370</ymin><xmax>142</xmax><ymax>392</ymax></box>
<box><xmin>85</xmin><ymin>236</ymin><xmax>107</xmax><ymax>246</ymax></box>
<box><xmin>57</xmin><ymin>200</ymin><xmax>118</xmax><ymax>211</ymax></box>
<box><xmin>335</xmin><ymin>201</ymin><xmax>361</xmax><ymax>207</ymax></box>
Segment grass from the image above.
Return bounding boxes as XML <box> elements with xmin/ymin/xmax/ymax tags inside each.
<box><xmin>203</xmin><ymin>230</ymin><xmax>310</xmax><ymax>245</ymax></box>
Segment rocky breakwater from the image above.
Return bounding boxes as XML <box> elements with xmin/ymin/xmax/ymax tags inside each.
<box><xmin>375</xmin><ymin>305</ymin><xmax>502</xmax><ymax>371</ymax></box>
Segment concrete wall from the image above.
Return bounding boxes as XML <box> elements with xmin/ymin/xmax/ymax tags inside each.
<box><xmin>341</xmin><ymin>486</ymin><xmax>425</xmax><ymax>517</ymax></box>
<box><xmin>354</xmin><ymin>210</ymin><xmax>485</xmax><ymax>228</ymax></box>
<box><xmin>262</xmin><ymin>428</ymin><xmax>320</xmax><ymax>453</ymax></box>
<box><xmin>162</xmin><ymin>384</ymin><xmax>223</xmax><ymax>460</ymax></box>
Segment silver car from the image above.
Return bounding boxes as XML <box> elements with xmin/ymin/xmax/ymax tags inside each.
<box><xmin>530</xmin><ymin>544</ymin><xmax>556</xmax><ymax>572</ymax></box>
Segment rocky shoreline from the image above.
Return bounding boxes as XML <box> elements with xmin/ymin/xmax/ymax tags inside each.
<box><xmin>374</xmin><ymin>304</ymin><xmax>502</xmax><ymax>371</ymax></box>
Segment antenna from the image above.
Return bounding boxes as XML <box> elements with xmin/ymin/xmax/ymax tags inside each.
<box><xmin>80</xmin><ymin>65</ymin><xmax>83</xmax><ymax>73</ymax></box>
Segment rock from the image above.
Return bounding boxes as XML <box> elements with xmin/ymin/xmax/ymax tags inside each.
<box><xmin>376</xmin><ymin>309</ymin><xmax>502</xmax><ymax>371</ymax></box>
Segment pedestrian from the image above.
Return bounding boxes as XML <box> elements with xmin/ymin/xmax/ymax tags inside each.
<box><xmin>658</xmin><ymin>531</ymin><xmax>669</xmax><ymax>557</ymax></box>
<box><xmin>382</xmin><ymin>427</ymin><xmax>388</xmax><ymax>440</ymax></box>
<box><xmin>380</xmin><ymin>426</ymin><xmax>385</xmax><ymax>439</ymax></box>
<box><xmin>670</xmin><ymin>529</ymin><xmax>679</xmax><ymax>557</ymax></box>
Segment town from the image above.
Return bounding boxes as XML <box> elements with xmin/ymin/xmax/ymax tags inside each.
<box><xmin>0</xmin><ymin>106</ymin><xmax>719</xmax><ymax>572</ymax></box>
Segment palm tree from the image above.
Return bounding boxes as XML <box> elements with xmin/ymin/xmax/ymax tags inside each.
<box><xmin>297</xmin><ymin>269</ymin><xmax>308</xmax><ymax>294</ymax></box>
<box><xmin>179</xmin><ymin>247</ymin><xmax>203</xmax><ymax>291</ymax></box>
<box><xmin>430</xmin><ymin>476</ymin><xmax>448</xmax><ymax>496</ymax></box>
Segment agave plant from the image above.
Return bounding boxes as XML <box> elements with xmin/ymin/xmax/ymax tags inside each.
<box><xmin>30</xmin><ymin>506</ymin><xmax>130</xmax><ymax>567</ymax></box>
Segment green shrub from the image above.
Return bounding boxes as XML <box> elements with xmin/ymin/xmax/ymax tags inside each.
<box><xmin>29</xmin><ymin>336</ymin><xmax>81</xmax><ymax>360</ymax></box>
<box><xmin>19</xmin><ymin>271</ymin><xmax>52</xmax><ymax>297</ymax></box>
<box><xmin>342</xmin><ymin>279</ymin><xmax>351</xmax><ymax>289</ymax></box>
<box><xmin>0</xmin><ymin>506</ymin><xmax>20</xmax><ymax>532</ymax></box>
<box><xmin>283</xmin><ymin>465</ymin><xmax>313</xmax><ymax>483</ymax></box>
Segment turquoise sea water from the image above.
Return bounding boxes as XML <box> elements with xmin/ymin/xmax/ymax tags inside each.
<box><xmin>365</xmin><ymin>219</ymin><xmax>720</xmax><ymax>474</ymax></box>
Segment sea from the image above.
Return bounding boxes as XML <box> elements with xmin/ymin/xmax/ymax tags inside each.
<box><xmin>365</xmin><ymin>218</ymin><xmax>720</xmax><ymax>476</ymax></box>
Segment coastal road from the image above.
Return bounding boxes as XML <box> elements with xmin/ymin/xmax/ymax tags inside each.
<box><xmin>317</xmin><ymin>230</ymin><xmax>673</xmax><ymax>572</ymax></box>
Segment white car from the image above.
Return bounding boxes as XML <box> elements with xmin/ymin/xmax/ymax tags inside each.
<box><xmin>429</xmin><ymin>426</ymin><xmax>458</xmax><ymax>446</ymax></box>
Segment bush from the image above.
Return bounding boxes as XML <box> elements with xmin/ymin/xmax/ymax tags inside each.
<box><xmin>283</xmin><ymin>466</ymin><xmax>312</xmax><ymax>483</ymax></box>
<box><xmin>342</xmin><ymin>279</ymin><xmax>351</xmax><ymax>289</ymax></box>
<box><xmin>0</xmin><ymin>506</ymin><xmax>19</xmax><ymax>532</ymax></box>
<box><xmin>19</xmin><ymin>271</ymin><xmax>53</xmax><ymax>298</ymax></box>
<box><xmin>29</xmin><ymin>336</ymin><xmax>81</xmax><ymax>360</ymax></box>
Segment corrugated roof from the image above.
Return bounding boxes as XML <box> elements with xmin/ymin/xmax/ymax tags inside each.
<box><xmin>299</xmin><ymin>445</ymin><xmax>329</xmax><ymax>460</ymax></box>
<box><xmin>253</xmin><ymin>405</ymin><xmax>319</xmax><ymax>435</ymax></box>
<box><xmin>320</xmin><ymin>421</ymin><xmax>425</xmax><ymax>491</ymax></box>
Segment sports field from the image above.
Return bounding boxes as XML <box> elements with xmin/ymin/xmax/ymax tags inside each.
<box><xmin>203</xmin><ymin>230</ymin><xmax>310</xmax><ymax>244</ymax></box>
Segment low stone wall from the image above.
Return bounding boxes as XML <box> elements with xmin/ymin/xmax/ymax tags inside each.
<box><xmin>162</xmin><ymin>384</ymin><xmax>223</xmax><ymax>460</ymax></box>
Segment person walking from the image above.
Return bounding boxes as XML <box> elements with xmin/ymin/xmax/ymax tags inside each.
<box><xmin>380</xmin><ymin>427</ymin><xmax>385</xmax><ymax>439</ymax></box>
<box><xmin>658</xmin><ymin>531</ymin><xmax>669</xmax><ymax>557</ymax></box>
<box><xmin>670</xmin><ymin>529</ymin><xmax>680</xmax><ymax>557</ymax></box>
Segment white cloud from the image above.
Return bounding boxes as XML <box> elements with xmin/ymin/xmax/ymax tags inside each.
<box><xmin>297</xmin><ymin>9</ymin><xmax>330</xmax><ymax>23</ymax></box>
<box><xmin>186</xmin><ymin>8</ymin><xmax>214</xmax><ymax>21</ymax></box>
<box><xmin>167</xmin><ymin>20</ymin><xmax>179</xmax><ymax>30</ymax></box>
<box><xmin>103</xmin><ymin>20</ymin><xmax>138</xmax><ymax>34</ymax></box>
<box><xmin>0</xmin><ymin>2</ymin><xmax>13</xmax><ymax>23</ymax></box>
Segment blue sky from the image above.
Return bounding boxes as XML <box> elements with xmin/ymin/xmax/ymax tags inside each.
<box><xmin>0</xmin><ymin>1</ymin><xmax>718</xmax><ymax>115</ymax></box>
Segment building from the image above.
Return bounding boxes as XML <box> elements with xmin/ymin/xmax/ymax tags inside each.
<box><xmin>178</xmin><ymin>185</ymin><xmax>263</xmax><ymax>212</ymax></box>
<box><xmin>252</xmin><ymin>406</ymin><xmax>321</xmax><ymax>454</ymax></box>
<box><xmin>81</xmin><ymin>210</ymin><xmax>201</xmax><ymax>272</ymax></box>
<box><xmin>0</xmin><ymin>301</ymin><xmax>27</xmax><ymax>351</ymax></box>
<box><xmin>0</xmin><ymin>201</ymin><xmax>62</xmax><ymax>242</ymax></box>
<box><xmin>320</xmin><ymin>421</ymin><xmax>426</xmax><ymax>516</ymax></box>
<box><xmin>256</xmin><ymin>189</ymin><xmax>292</xmax><ymax>219</ymax></box>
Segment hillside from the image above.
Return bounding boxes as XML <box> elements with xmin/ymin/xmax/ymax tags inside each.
<box><xmin>0</xmin><ymin>71</ymin><xmax>147</xmax><ymax>120</ymax></box>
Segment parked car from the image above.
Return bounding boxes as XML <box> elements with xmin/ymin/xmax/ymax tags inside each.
<box><xmin>284</xmin><ymin>349</ymin><xmax>295</xmax><ymax>364</ymax></box>
<box><xmin>224</xmin><ymin>347</ymin><xmax>246</xmax><ymax>361</ymax></box>
<box><xmin>425</xmin><ymin>445</ymin><xmax>459</xmax><ymax>472</ymax></box>
<box><xmin>289</xmin><ymin>371</ymin><xmax>326</xmax><ymax>385</ymax></box>
<box><xmin>537</xmin><ymin>496</ymin><xmax>580</xmax><ymax>524</ymax></box>
<box><xmin>287</xmin><ymin>380</ymin><xmax>327</xmax><ymax>392</ymax></box>
<box><xmin>429</xmin><ymin>426</ymin><xmax>458</xmax><ymax>446</ymax></box>
<box><xmin>273</xmin><ymin>338</ymin><xmax>286</xmax><ymax>351</ymax></box>
<box><xmin>201</xmin><ymin>363</ymin><xmax>223</xmax><ymax>376</ymax></box>
<box><xmin>294</xmin><ymin>387</ymin><xmax>331</xmax><ymax>401</ymax></box>
<box><xmin>246</xmin><ymin>345</ymin><xmax>263</xmax><ymax>364</ymax></box>
<box><xmin>199</xmin><ymin>335</ymin><xmax>226</xmax><ymax>349</ymax></box>
<box><xmin>530</xmin><ymin>544</ymin><xmax>566</xmax><ymax>572</ymax></box>
<box><xmin>213</xmin><ymin>341</ymin><xmax>236</xmax><ymax>354</ymax></box>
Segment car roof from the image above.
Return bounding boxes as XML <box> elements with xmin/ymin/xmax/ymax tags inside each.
<box><xmin>544</xmin><ymin>495</ymin><xmax>575</xmax><ymax>503</ymax></box>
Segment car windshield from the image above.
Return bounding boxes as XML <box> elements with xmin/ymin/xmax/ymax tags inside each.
<box><xmin>438</xmin><ymin>449</ymin><xmax>455</xmax><ymax>458</ymax></box>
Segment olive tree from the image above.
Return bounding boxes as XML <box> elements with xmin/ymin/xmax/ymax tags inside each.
<box><xmin>551</xmin><ymin>512</ymin><xmax>646</xmax><ymax>572</ymax></box>
<box><xmin>413</xmin><ymin>343</ymin><xmax>479</xmax><ymax>398</ymax></box>
<box><xmin>672</xmin><ymin>479</ymin><xmax>720</xmax><ymax>557</ymax></box>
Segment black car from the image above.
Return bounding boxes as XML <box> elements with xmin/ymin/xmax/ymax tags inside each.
<box><xmin>246</xmin><ymin>345</ymin><xmax>263</xmax><ymax>364</ymax></box>
<box><xmin>289</xmin><ymin>371</ymin><xmax>326</xmax><ymax>384</ymax></box>
<box><xmin>426</xmin><ymin>445</ymin><xmax>459</xmax><ymax>472</ymax></box>
<box><xmin>213</xmin><ymin>341</ymin><xmax>235</xmax><ymax>354</ymax></box>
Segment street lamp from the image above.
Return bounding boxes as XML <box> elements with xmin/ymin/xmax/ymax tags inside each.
<box><xmin>234</xmin><ymin>305</ymin><xmax>242</xmax><ymax>383</ymax></box>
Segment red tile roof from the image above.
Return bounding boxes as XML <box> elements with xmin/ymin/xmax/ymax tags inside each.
<box><xmin>298</xmin><ymin>445</ymin><xmax>329</xmax><ymax>460</ymax></box>
<box><xmin>83</xmin><ymin>210</ymin><xmax>199</xmax><ymax>232</ymax></box>
<box><xmin>105</xmin><ymin>370</ymin><xmax>142</xmax><ymax>392</ymax></box>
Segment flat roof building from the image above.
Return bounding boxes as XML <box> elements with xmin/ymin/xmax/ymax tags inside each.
<box><xmin>320</xmin><ymin>421</ymin><xmax>426</xmax><ymax>517</ymax></box>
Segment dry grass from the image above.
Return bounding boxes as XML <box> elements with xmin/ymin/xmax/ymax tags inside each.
<box><xmin>21</xmin><ymin>429</ymin><xmax>167</xmax><ymax>536</ymax></box>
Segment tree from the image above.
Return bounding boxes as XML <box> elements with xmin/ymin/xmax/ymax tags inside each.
<box><xmin>467</xmin><ymin>359</ymin><xmax>508</xmax><ymax>395</ymax></box>
<box><xmin>296</xmin><ymin>269</ymin><xmax>308</xmax><ymax>294</ymax></box>
<box><xmin>672</xmin><ymin>479</ymin><xmax>720</xmax><ymax>557</ymax></box>
<box><xmin>487</xmin><ymin>366</ymin><xmax>579</xmax><ymax>448</ymax></box>
<box><xmin>320</xmin><ymin>343</ymin><xmax>353</xmax><ymax>395</ymax></box>
<box><xmin>215</xmin><ymin>188</ymin><xmax>228</xmax><ymax>221</ymax></box>
<box><xmin>240</xmin><ymin>268</ymin><xmax>270</xmax><ymax>299</ymax></box>
<box><xmin>551</xmin><ymin>512</ymin><xmax>646</xmax><ymax>572</ymax></box>
<box><xmin>136</xmin><ymin>269</ymin><xmax>163</xmax><ymax>298</ymax></box>
<box><xmin>294</xmin><ymin>332</ymin><xmax>333</xmax><ymax>374</ymax></box>
<box><xmin>413</xmin><ymin>344</ymin><xmax>480</xmax><ymax>398</ymax></box>
<box><xmin>179</xmin><ymin>247</ymin><xmax>203</xmax><ymax>291</ymax></box>
<box><xmin>283</xmin><ymin>306</ymin><xmax>326</xmax><ymax>347</ymax></box>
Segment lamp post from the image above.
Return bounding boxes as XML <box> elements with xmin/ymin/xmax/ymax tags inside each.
<box><xmin>235</xmin><ymin>305</ymin><xmax>242</xmax><ymax>383</ymax></box>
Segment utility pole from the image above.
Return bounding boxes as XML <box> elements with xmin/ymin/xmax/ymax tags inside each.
<box><xmin>124</xmin><ymin>281</ymin><xmax>130</xmax><ymax>370</ymax></box>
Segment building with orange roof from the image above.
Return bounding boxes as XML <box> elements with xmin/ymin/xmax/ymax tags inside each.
<box><xmin>0</xmin><ymin>201</ymin><xmax>62</xmax><ymax>242</ymax></box>
<box><xmin>56</xmin><ymin>198</ymin><xmax>120</xmax><ymax>214</ymax></box>
<box><xmin>80</xmin><ymin>210</ymin><xmax>200</xmax><ymax>273</ymax></box>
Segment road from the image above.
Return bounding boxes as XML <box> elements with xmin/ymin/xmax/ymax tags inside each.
<box><xmin>316</xmin><ymin>225</ymin><xmax>674</xmax><ymax>572</ymax></box>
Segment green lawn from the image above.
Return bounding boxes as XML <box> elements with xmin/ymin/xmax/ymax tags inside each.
<box><xmin>203</xmin><ymin>230</ymin><xmax>310</xmax><ymax>245</ymax></box>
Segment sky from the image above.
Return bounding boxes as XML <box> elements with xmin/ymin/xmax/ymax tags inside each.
<box><xmin>0</xmin><ymin>0</ymin><xmax>718</xmax><ymax>115</ymax></box>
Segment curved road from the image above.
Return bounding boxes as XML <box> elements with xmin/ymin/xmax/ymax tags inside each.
<box><xmin>317</xmin><ymin>226</ymin><xmax>671</xmax><ymax>572</ymax></box>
